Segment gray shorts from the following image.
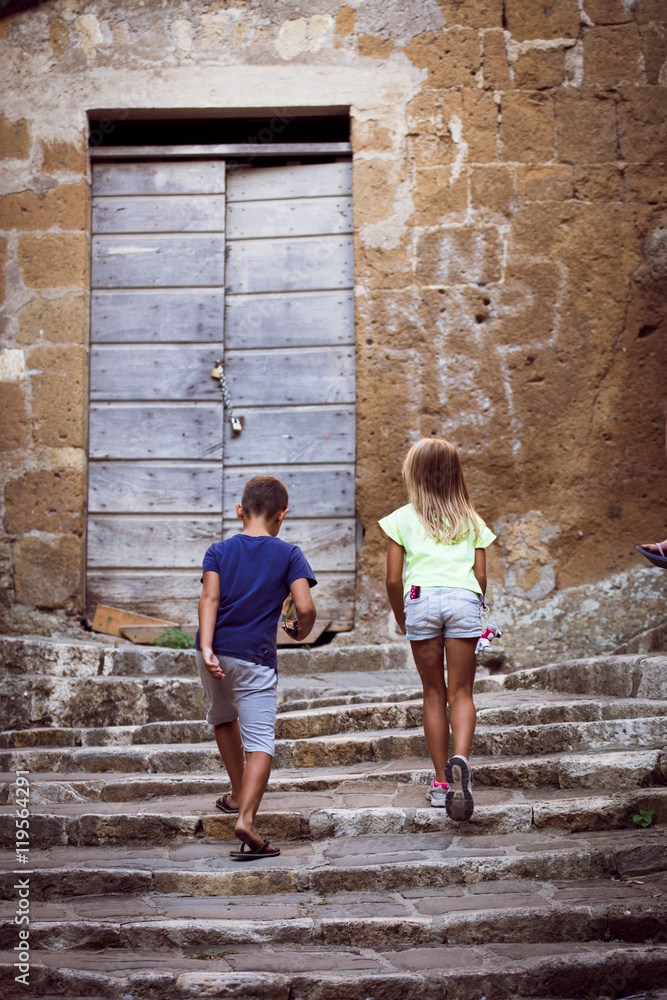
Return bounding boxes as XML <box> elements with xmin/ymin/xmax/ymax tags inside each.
<box><xmin>404</xmin><ymin>587</ymin><xmax>482</xmax><ymax>641</ymax></box>
<box><xmin>195</xmin><ymin>650</ymin><xmax>278</xmax><ymax>756</ymax></box>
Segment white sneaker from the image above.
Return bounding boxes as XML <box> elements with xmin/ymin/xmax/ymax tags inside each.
<box><xmin>444</xmin><ymin>755</ymin><xmax>474</xmax><ymax>821</ymax></box>
<box><xmin>425</xmin><ymin>779</ymin><xmax>449</xmax><ymax>808</ymax></box>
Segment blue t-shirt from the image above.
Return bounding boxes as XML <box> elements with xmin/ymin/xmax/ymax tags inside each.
<box><xmin>195</xmin><ymin>533</ymin><xmax>316</xmax><ymax>669</ymax></box>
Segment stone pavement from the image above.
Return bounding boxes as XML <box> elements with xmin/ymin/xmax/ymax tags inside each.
<box><xmin>0</xmin><ymin>635</ymin><xmax>666</xmax><ymax>999</ymax></box>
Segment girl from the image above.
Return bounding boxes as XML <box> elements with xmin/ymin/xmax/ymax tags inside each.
<box><xmin>379</xmin><ymin>438</ymin><xmax>496</xmax><ymax>821</ymax></box>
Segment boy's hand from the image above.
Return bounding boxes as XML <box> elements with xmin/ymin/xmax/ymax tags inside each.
<box><xmin>202</xmin><ymin>647</ymin><xmax>224</xmax><ymax>680</ymax></box>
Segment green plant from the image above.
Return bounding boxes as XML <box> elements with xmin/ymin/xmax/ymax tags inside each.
<box><xmin>153</xmin><ymin>627</ymin><xmax>195</xmax><ymax>649</ymax></box>
<box><xmin>633</xmin><ymin>808</ymin><xmax>654</xmax><ymax>828</ymax></box>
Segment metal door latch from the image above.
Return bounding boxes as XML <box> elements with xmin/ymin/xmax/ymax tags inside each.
<box><xmin>211</xmin><ymin>361</ymin><xmax>243</xmax><ymax>436</ymax></box>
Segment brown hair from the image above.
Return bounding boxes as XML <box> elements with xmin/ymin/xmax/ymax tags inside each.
<box><xmin>241</xmin><ymin>475</ymin><xmax>289</xmax><ymax>518</ymax></box>
<box><xmin>402</xmin><ymin>437</ymin><xmax>482</xmax><ymax>544</ymax></box>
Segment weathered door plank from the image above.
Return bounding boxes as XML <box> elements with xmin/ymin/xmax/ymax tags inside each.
<box><xmin>88</xmin><ymin>463</ymin><xmax>222</xmax><ymax>513</ymax></box>
<box><xmin>226</xmin><ymin>161</ymin><xmax>352</xmax><ymax>202</ymax></box>
<box><xmin>224</xmin><ymin>290</ymin><xmax>354</xmax><ymax>349</ymax></box>
<box><xmin>92</xmin><ymin>235</ymin><xmax>226</xmax><ymax>288</ymax></box>
<box><xmin>223</xmin><ymin>466</ymin><xmax>354</xmax><ymax>518</ymax></box>
<box><xmin>89</xmin><ymin>405</ymin><xmax>223</xmax><ymax>460</ymax></box>
<box><xmin>92</xmin><ymin>195</ymin><xmax>226</xmax><ymax>234</ymax></box>
<box><xmin>222</xmin><ymin>405</ymin><xmax>355</xmax><ymax>465</ymax></box>
<box><xmin>227</xmin><ymin>196</ymin><xmax>352</xmax><ymax>239</ymax></box>
<box><xmin>225</xmin><ymin>347</ymin><xmax>354</xmax><ymax>406</ymax></box>
<box><xmin>90</xmin><ymin>345</ymin><xmax>222</xmax><ymax>400</ymax></box>
<box><xmin>93</xmin><ymin>161</ymin><xmax>226</xmax><ymax>197</ymax></box>
<box><xmin>225</xmin><ymin>235</ymin><xmax>354</xmax><ymax>294</ymax></box>
<box><xmin>92</xmin><ymin>290</ymin><xmax>225</xmax><ymax>344</ymax></box>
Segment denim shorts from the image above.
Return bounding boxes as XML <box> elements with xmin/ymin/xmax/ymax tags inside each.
<box><xmin>195</xmin><ymin>650</ymin><xmax>278</xmax><ymax>756</ymax></box>
<box><xmin>404</xmin><ymin>586</ymin><xmax>482</xmax><ymax>641</ymax></box>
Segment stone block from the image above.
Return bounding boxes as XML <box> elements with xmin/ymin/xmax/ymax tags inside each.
<box><xmin>641</xmin><ymin>22</ymin><xmax>667</xmax><ymax>85</ymax></box>
<box><xmin>40</xmin><ymin>136</ymin><xmax>88</xmax><ymax>175</ymax></box>
<box><xmin>517</xmin><ymin>164</ymin><xmax>574</xmax><ymax>202</ymax></box>
<box><xmin>0</xmin><ymin>113</ymin><xmax>30</xmax><ymax>159</ymax></box>
<box><xmin>443</xmin><ymin>89</ymin><xmax>499</xmax><ymax>162</ymax></box>
<box><xmin>18</xmin><ymin>233</ymin><xmax>89</xmax><ymax>289</ymax></box>
<box><xmin>573</xmin><ymin>165</ymin><xmax>624</xmax><ymax>202</ymax></box>
<box><xmin>440</xmin><ymin>0</ymin><xmax>504</xmax><ymax>28</ymax></box>
<box><xmin>636</xmin><ymin>0</ymin><xmax>667</xmax><ymax>25</ymax></box>
<box><xmin>618</xmin><ymin>86</ymin><xmax>667</xmax><ymax>162</ymax></box>
<box><xmin>412</xmin><ymin>165</ymin><xmax>468</xmax><ymax>224</ymax></box>
<box><xmin>353</xmin><ymin>159</ymin><xmax>403</xmax><ymax>226</ymax></box>
<box><xmin>17</xmin><ymin>291</ymin><xmax>88</xmax><ymax>345</ymax></box>
<box><xmin>500</xmin><ymin>92</ymin><xmax>555</xmax><ymax>163</ymax></box>
<box><xmin>29</xmin><ymin>345</ymin><xmax>87</xmax><ymax>447</ymax></box>
<box><xmin>416</xmin><ymin>226</ymin><xmax>502</xmax><ymax>286</ymax></box>
<box><xmin>3</xmin><ymin>469</ymin><xmax>86</xmax><ymax>535</ymax></box>
<box><xmin>0</xmin><ymin>383</ymin><xmax>30</xmax><ymax>451</ymax></box>
<box><xmin>0</xmin><ymin>236</ymin><xmax>6</xmax><ymax>304</ymax></box>
<box><xmin>404</xmin><ymin>29</ymin><xmax>481</xmax><ymax>88</ymax></box>
<box><xmin>335</xmin><ymin>5</ymin><xmax>355</xmax><ymax>37</ymax></box>
<box><xmin>514</xmin><ymin>47</ymin><xmax>566</xmax><ymax>89</ymax></box>
<box><xmin>554</xmin><ymin>91</ymin><xmax>617</xmax><ymax>163</ymax></box>
<box><xmin>583</xmin><ymin>24</ymin><xmax>643</xmax><ymax>85</ymax></box>
<box><xmin>482</xmin><ymin>29</ymin><xmax>512</xmax><ymax>89</ymax></box>
<box><xmin>504</xmin><ymin>0</ymin><xmax>580</xmax><ymax>41</ymax></box>
<box><xmin>350</xmin><ymin>118</ymin><xmax>395</xmax><ymax>153</ymax></box>
<box><xmin>624</xmin><ymin>164</ymin><xmax>667</xmax><ymax>203</ymax></box>
<box><xmin>13</xmin><ymin>535</ymin><xmax>83</xmax><ymax>609</ymax></box>
<box><xmin>0</xmin><ymin>181</ymin><xmax>89</xmax><ymax>232</ymax></box>
<box><xmin>471</xmin><ymin>165</ymin><xmax>515</xmax><ymax>217</ymax></box>
<box><xmin>356</xmin><ymin>33</ymin><xmax>392</xmax><ymax>59</ymax></box>
<box><xmin>584</xmin><ymin>0</ymin><xmax>633</xmax><ymax>24</ymax></box>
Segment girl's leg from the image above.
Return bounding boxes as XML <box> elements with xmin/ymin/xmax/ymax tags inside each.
<box><xmin>444</xmin><ymin>637</ymin><xmax>477</xmax><ymax>760</ymax></box>
<box><xmin>410</xmin><ymin>635</ymin><xmax>449</xmax><ymax>782</ymax></box>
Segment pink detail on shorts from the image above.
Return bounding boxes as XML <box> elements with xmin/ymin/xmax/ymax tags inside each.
<box><xmin>410</xmin><ymin>585</ymin><xmax>421</xmax><ymax>600</ymax></box>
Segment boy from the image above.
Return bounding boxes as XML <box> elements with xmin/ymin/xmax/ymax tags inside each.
<box><xmin>196</xmin><ymin>475</ymin><xmax>316</xmax><ymax>860</ymax></box>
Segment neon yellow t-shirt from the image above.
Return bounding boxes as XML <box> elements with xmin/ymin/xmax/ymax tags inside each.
<box><xmin>378</xmin><ymin>503</ymin><xmax>496</xmax><ymax>597</ymax></box>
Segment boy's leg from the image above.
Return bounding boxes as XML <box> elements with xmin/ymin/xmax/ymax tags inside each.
<box><xmin>229</xmin><ymin>659</ymin><xmax>279</xmax><ymax>850</ymax></box>
<box><xmin>213</xmin><ymin>719</ymin><xmax>244</xmax><ymax>807</ymax></box>
<box><xmin>235</xmin><ymin>751</ymin><xmax>273</xmax><ymax>848</ymax></box>
<box><xmin>444</xmin><ymin>636</ymin><xmax>477</xmax><ymax>759</ymax></box>
<box><xmin>410</xmin><ymin>635</ymin><xmax>449</xmax><ymax>783</ymax></box>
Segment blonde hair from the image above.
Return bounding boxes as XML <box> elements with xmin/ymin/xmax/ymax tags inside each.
<box><xmin>402</xmin><ymin>437</ymin><xmax>482</xmax><ymax>544</ymax></box>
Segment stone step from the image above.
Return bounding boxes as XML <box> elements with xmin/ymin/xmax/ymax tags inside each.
<box><xmin>4</xmin><ymin>695</ymin><xmax>667</xmax><ymax>751</ymax></box>
<box><xmin>1</xmin><ymin>940</ymin><xmax>666</xmax><ymax>1000</ymax></box>
<box><xmin>2</xmin><ymin>828</ymin><xmax>665</xmax><ymax>901</ymax></box>
<box><xmin>2</xmin><ymin>746</ymin><xmax>665</xmax><ymax>805</ymax></box>
<box><xmin>1</xmin><ymin>714</ymin><xmax>666</xmax><ymax>775</ymax></box>
<box><xmin>2</xmin><ymin>874</ymin><xmax>666</xmax><ymax>952</ymax></box>
<box><xmin>0</xmin><ymin>635</ymin><xmax>411</xmax><ymax>678</ymax></box>
<box><xmin>2</xmin><ymin>786</ymin><xmax>667</xmax><ymax>848</ymax></box>
<box><xmin>506</xmin><ymin>654</ymin><xmax>667</xmax><ymax>700</ymax></box>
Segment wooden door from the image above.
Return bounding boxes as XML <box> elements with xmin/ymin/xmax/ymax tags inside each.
<box><xmin>87</xmin><ymin>158</ymin><xmax>355</xmax><ymax>631</ymax></box>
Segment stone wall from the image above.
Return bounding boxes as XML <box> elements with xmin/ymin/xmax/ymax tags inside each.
<box><xmin>1</xmin><ymin>0</ymin><xmax>667</xmax><ymax>661</ymax></box>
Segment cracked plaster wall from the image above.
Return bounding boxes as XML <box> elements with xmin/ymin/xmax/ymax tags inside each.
<box><xmin>1</xmin><ymin>0</ymin><xmax>667</xmax><ymax>663</ymax></box>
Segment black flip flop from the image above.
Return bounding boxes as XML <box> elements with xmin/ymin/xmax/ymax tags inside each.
<box><xmin>229</xmin><ymin>838</ymin><xmax>280</xmax><ymax>861</ymax></box>
<box><xmin>215</xmin><ymin>794</ymin><xmax>239</xmax><ymax>814</ymax></box>
<box><xmin>636</xmin><ymin>545</ymin><xmax>667</xmax><ymax>569</ymax></box>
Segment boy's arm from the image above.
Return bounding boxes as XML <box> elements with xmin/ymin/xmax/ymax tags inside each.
<box><xmin>289</xmin><ymin>577</ymin><xmax>316</xmax><ymax>641</ymax></box>
<box><xmin>386</xmin><ymin>539</ymin><xmax>406</xmax><ymax>635</ymax></box>
<box><xmin>473</xmin><ymin>548</ymin><xmax>487</xmax><ymax>599</ymax></box>
<box><xmin>198</xmin><ymin>571</ymin><xmax>224</xmax><ymax>679</ymax></box>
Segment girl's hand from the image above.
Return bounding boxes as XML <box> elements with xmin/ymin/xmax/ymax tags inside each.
<box><xmin>395</xmin><ymin>613</ymin><xmax>407</xmax><ymax>636</ymax></box>
<box><xmin>202</xmin><ymin>647</ymin><xmax>224</xmax><ymax>680</ymax></box>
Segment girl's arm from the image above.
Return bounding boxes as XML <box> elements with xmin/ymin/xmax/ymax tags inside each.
<box><xmin>386</xmin><ymin>539</ymin><xmax>407</xmax><ymax>635</ymax></box>
<box><xmin>473</xmin><ymin>548</ymin><xmax>487</xmax><ymax>599</ymax></box>
<box><xmin>198</xmin><ymin>571</ymin><xmax>224</xmax><ymax>679</ymax></box>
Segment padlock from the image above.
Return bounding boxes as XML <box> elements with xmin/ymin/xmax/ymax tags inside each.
<box><xmin>211</xmin><ymin>365</ymin><xmax>222</xmax><ymax>379</ymax></box>
<box><xmin>231</xmin><ymin>416</ymin><xmax>243</xmax><ymax>434</ymax></box>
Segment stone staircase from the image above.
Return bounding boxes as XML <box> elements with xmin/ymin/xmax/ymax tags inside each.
<box><xmin>1</xmin><ymin>635</ymin><xmax>667</xmax><ymax>999</ymax></box>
